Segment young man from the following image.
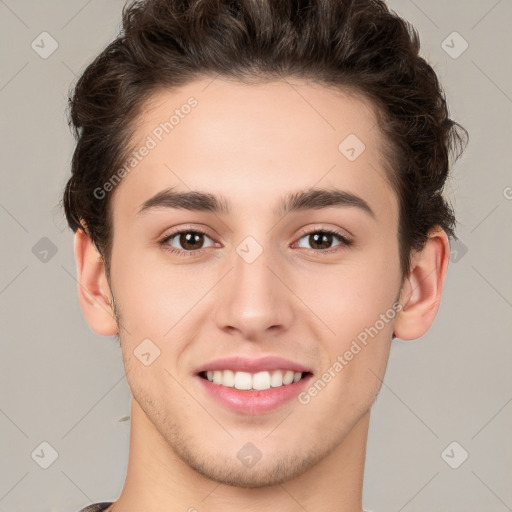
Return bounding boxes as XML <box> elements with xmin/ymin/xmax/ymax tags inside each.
<box><xmin>63</xmin><ymin>0</ymin><xmax>467</xmax><ymax>510</ymax></box>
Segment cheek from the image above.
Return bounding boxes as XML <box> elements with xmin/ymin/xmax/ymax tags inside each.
<box><xmin>303</xmin><ymin>242</ymin><xmax>401</xmax><ymax>341</ymax></box>
<box><xmin>110</xmin><ymin>247</ymin><xmax>203</xmax><ymax>335</ymax></box>
<box><xmin>298</xmin><ymin>241</ymin><xmax>399</xmax><ymax>415</ymax></box>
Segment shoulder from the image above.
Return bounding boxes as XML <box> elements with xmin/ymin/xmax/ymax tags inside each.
<box><xmin>76</xmin><ymin>503</ymin><xmax>113</xmax><ymax>512</ymax></box>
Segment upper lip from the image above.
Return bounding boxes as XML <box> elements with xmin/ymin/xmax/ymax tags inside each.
<box><xmin>194</xmin><ymin>356</ymin><xmax>312</xmax><ymax>375</ymax></box>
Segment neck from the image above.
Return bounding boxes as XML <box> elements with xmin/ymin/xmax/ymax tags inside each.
<box><xmin>109</xmin><ymin>397</ymin><xmax>369</xmax><ymax>512</ymax></box>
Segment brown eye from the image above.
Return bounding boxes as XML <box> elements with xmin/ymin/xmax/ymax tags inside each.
<box><xmin>296</xmin><ymin>229</ymin><xmax>352</xmax><ymax>252</ymax></box>
<box><xmin>162</xmin><ymin>230</ymin><xmax>214</xmax><ymax>253</ymax></box>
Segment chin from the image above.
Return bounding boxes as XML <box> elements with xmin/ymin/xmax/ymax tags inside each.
<box><xmin>174</xmin><ymin>443</ymin><xmax>322</xmax><ymax>488</ymax></box>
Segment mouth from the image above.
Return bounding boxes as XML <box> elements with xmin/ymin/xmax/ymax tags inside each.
<box><xmin>194</xmin><ymin>356</ymin><xmax>314</xmax><ymax>414</ymax></box>
<box><xmin>198</xmin><ymin>369</ymin><xmax>312</xmax><ymax>391</ymax></box>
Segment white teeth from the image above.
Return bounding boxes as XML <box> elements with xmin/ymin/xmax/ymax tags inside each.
<box><xmin>283</xmin><ymin>370</ymin><xmax>294</xmax><ymax>385</ymax></box>
<box><xmin>270</xmin><ymin>370</ymin><xmax>283</xmax><ymax>387</ymax></box>
<box><xmin>234</xmin><ymin>371</ymin><xmax>252</xmax><ymax>390</ymax></box>
<box><xmin>223</xmin><ymin>369</ymin><xmax>235</xmax><ymax>387</ymax></box>
<box><xmin>253</xmin><ymin>371</ymin><xmax>271</xmax><ymax>390</ymax></box>
<box><xmin>204</xmin><ymin>369</ymin><xmax>304</xmax><ymax>390</ymax></box>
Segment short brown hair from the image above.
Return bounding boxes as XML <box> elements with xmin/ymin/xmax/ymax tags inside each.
<box><xmin>63</xmin><ymin>0</ymin><xmax>468</xmax><ymax>279</ymax></box>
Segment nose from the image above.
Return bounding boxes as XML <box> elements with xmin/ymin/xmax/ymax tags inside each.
<box><xmin>214</xmin><ymin>243</ymin><xmax>294</xmax><ymax>341</ymax></box>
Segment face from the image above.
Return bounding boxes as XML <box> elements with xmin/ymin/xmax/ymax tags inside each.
<box><xmin>107</xmin><ymin>77</ymin><xmax>403</xmax><ymax>487</ymax></box>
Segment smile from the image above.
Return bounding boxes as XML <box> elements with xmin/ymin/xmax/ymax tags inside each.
<box><xmin>194</xmin><ymin>356</ymin><xmax>314</xmax><ymax>414</ymax></box>
<box><xmin>200</xmin><ymin>369</ymin><xmax>306</xmax><ymax>390</ymax></box>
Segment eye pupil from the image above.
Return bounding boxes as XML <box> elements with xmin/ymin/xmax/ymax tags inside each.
<box><xmin>180</xmin><ymin>232</ymin><xmax>204</xmax><ymax>250</ymax></box>
<box><xmin>310</xmin><ymin>232</ymin><xmax>333</xmax><ymax>250</ymax></box>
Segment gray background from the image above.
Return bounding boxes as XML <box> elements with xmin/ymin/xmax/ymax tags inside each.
<box><xmin>0</xmin><ymin>1</ymin><xmax>511</xmax><ymax>511</ymax></box>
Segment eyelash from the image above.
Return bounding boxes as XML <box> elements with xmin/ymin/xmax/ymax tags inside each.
<box><xmin>159</xmin><ymin>227</ymin><xmax>353</xmax><ymax>257</ymax></box>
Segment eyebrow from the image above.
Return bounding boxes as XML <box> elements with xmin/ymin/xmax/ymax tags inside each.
<box><xmin>137</xmin><ymin>187</ymin><xmax>376</xmax><ymax>219</ymax></box>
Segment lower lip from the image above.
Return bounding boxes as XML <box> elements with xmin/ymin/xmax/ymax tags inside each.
<box><xmin>197</xmin><ymin>374</ymin><xmax>313</xmax><ymax>414</ymax></box>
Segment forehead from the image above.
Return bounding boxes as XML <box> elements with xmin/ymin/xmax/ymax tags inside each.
<box><xmin>113</xmin><ymin>77</ymin><xmax>397</xmax><ymax>223</ymax></box>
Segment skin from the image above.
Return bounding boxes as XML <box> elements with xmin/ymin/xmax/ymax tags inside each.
<box><xmin>74</xmin><ymin>77</ymin><xmax>450</xmax><ymax>512</ymax></box>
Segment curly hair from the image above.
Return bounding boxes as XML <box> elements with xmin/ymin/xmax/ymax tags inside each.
<box><xmin>63</xmin><ymin>0</ymin><xmax>468</xmax><ymax>280</ymax></box>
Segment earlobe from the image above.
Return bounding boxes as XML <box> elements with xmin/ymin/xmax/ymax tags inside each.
<box><xmin>74</xmin><ymin>227</ymin><xmax>118</xmax><ymax>337</ymax></box>
<box><xmin>393</xmin><ymin>227</ymin><xmax>450</xmax><ymax>341</ymax></box>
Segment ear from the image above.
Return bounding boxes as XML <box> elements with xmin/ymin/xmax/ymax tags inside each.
<box><xmin>74</xmin><ymin>226</ymin><xmax>118</xmax><ymax>336</ymax></box>
<box><xmin>393</xmin><ymin>226</ymin><xmax>450</xmax><ymax>341</ymax></box>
